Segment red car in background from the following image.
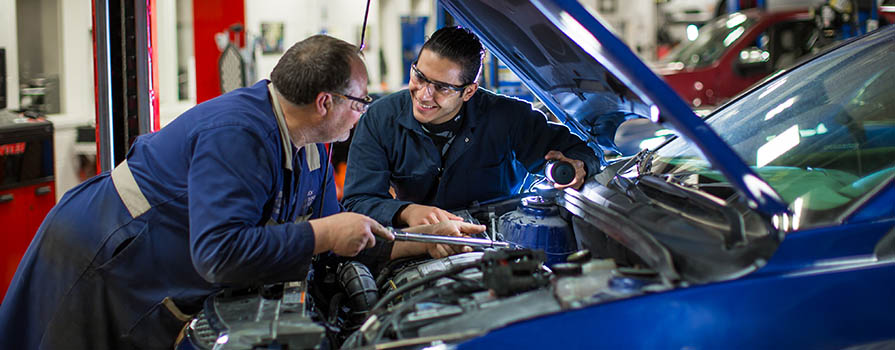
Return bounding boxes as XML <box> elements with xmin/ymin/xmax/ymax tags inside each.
<box><xmin>653</xmin><ymin>9</ymin><xmax>816</xmax><ymax>108</ymax></box>
<box><xmin>882</xmin><ymin>0</ymin><xmax>895</xmax><ymax>24</ymax></box>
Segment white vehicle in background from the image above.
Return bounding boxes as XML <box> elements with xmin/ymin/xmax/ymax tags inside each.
<box><xmin>662</xmin><ymin>0</ymin><xmax>720</xmax><ymax>24</ymax></box>
<box><xmin>659</xmin><ymin>0</ymin><xmax>825</xmax><ymax>44</ymax></box>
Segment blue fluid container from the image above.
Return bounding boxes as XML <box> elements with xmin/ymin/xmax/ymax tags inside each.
<box><xmin>499</xmin><ymin>196</ymin><xmax>576</xmax><ymax>266</ymax></box>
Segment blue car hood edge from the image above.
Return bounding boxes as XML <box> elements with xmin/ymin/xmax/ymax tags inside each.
<box><xmin>440</xmin><ymin>0</ymin><xmax>789</xmax><ymax>217</ymax></box>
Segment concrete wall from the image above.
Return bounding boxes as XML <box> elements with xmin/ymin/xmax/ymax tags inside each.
<box><xmin>50</xmin><ymin>0</ymin><xmax>96</xmax><ymax>200</ymax></box>
<box><xmin>580</xmin><ymin>0</ymin><xmax>658</xmax><ymax>61</ymax></box>
<box><xmin>246</xmin><ymin>0</ymin><xmax>318</xmax><ymax>84</ymax></box>
<box><xmin>16</xmin><ymin>0</ymin><xmax>53</xmax><ymax>86</ymax></box>
<box><xmin>1</xmin><ymin>0</ymin><xmax>96</xmax><ymax>199</ymax></box>
<box><xmin>177</xmin><ymin>0</ymin><xmax>196</xmax><ymax>104</ymax></box>
<box><xmin>375</xmin><ymin>0</ymin><xmax>437</xmax><ymax>91</ymax></box>
<box><xmin>57</xmin><ymin>0</ymin><xmax>94</xmax><ymax>119</ymax></box>
<box><xmin>1</xmin><ymin>0</ymin><xmax>19</xmax><ymax>110</ymax></box>
<box><xmin>156</xmin><ymin>0</ymin><xmax>197</xmax><ymax>126</ymax></box>
<box><xmin>245</xmin><ymin>0</ymin><xmax>437</xmax><ymax>94</ymax></box>
<box><xmin>157</xmin><ymin>0</ymin><xmax>180</xmax><ymax>106</ymax></box>
<box><xmin>245</xmin><ymin>0</ymin><xmax>380</xmax><ymax>89</ymax></box>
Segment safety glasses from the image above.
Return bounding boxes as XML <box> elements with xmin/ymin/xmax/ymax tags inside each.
<box><xmin>410</xmin><ymin>63</ymin><xmax>471</xmax><ymax>98</ymax></box>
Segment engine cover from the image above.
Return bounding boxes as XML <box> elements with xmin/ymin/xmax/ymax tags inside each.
<box><xmin>182</xmin><ymin>281</ymin><xmax>324</xmax><ymax>350</ymax></box>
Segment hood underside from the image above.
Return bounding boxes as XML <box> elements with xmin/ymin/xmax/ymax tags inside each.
<box><xmin>442</xmin><ymin>0</ymin><xmax>789</xmax><ymax>217</ymax></box>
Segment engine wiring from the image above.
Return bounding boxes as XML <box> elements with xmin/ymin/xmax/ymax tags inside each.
<box><xmin>366</xmin><ymin>276</ymin><xmax>485</xmax><ymax>346</ymax></box>
<box><xmin>335</xmin><ymin>261</ymin><xmax>487</xmax><ymax>348</ymax></box>
<box><xmin>346</xmin><ymin>249</ymin><xmax>554</xmax><ymax>347</ymax></box>
<box><xmin>369</xmin><ymin>261</ymin><xmax>481</xmax><ymax>315</ymax></box>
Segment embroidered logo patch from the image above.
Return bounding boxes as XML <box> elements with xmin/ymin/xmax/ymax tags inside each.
<box><xmin>304</xmin><ymin>190</ymin><xmax>316</xmax><ymax>209</ymax></box>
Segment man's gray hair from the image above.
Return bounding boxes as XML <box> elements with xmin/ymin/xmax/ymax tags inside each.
<box><xmin>271</xmin><ymin>35</ymin><xmax>361</xmax><ymax>105</ymax></box>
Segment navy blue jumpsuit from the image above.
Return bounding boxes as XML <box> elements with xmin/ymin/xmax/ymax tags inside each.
<box><xmin>342</xmin><ymin>89</ymin><xmax>601</xmax><ymax>226</ymax></box>
<box><xmin>0</xmin><ymin>80</ymin><xmax>342</xmax><ymax>349</ymax></box>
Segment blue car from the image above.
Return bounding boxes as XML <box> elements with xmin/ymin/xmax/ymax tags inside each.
<box><xmin>180</xmin><ymin>1</ymin><xmax>895</xmax><ymax>349</ymax></box>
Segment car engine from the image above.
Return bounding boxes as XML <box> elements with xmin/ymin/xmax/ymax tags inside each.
<box><xmin>180</xmin><ymin>192</ymin><xmax>668</xmax><ymax>350</ymax></box>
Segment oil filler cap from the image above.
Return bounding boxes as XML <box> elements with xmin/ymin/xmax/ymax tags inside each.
<box><xmin>546</xmin><ymin>160</ymin><xmax>575</xmax><ymax>186</ymax></box>
<box><xmin>551</xmin><ymin>263</ymin><xmax>582</xmax><ymax>277</ymax></box>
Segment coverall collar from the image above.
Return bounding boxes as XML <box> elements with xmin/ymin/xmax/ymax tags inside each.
<box><xmin>268</xmin><ymin>82</ymin><xmax>322</xmax><ymax>173</ymax></box>
<box><xmin>268</xmin><ymin>82</ymin><xmax>295</xmax><ymax>171</ymax></box>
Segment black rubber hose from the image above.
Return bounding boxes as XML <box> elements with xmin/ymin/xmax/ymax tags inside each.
<box><xmin>338</xmin><ymin>261</ymin><xmax>379</xmax><ymax>326</ymax></box>
<box><xmin>368</xmin><ymin>261</ymin><xmax>480</xmax><ymax>316</ymax></box>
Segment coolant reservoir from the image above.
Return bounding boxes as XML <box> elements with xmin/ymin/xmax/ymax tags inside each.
<box><xmin>498</xmin><ymin>196</ymin><xmax>576</xmax><ymax>266</ymax></box>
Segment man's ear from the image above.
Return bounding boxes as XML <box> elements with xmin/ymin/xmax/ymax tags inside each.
<box><xmin>461</xmin><ymin>83</ymin><xmax>478</xmax><ymax>102</ymax></box>
<box><xmin>315</xmin><ymin>91</ymin><xmax>333</xmax><ymax>116</ymax></box>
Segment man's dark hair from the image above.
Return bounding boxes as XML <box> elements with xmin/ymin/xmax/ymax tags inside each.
<box><xmin>271</xmin><ymin>35</ymin><xmax>361</xmax><ymax>105</ymax></box>
<box><xmin>418</xmin><ymin>26</ymin><xmax>484</xmax><ymax>85</ymax></box>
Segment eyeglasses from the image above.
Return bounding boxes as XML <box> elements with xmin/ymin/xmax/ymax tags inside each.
<box><xmin>329</xmin><ymin>92</ymin><xmax>373</xmax><ymax>112</ymax></box>
<box><xmin>410</xmin><ymin>63</ymin><xmax>470</xmax><ymax>97</ymax></box>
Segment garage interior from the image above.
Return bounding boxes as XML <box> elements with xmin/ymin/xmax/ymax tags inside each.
<box><xmin>1</xmin><ymin>0</ymin><xmax>892</xmax><ymax>348</ymax></box>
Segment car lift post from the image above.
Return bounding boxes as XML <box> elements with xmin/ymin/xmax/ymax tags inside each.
<box><xmin>92</xmin><ymin>0</ymin><xmax>159</xmax><ymax>172</ymax></box>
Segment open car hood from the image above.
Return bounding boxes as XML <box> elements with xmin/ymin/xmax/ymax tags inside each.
<box><xmin>441</xmin><ymin>0</ymin><xmax>789</xmax><ymax>217</ymax></box>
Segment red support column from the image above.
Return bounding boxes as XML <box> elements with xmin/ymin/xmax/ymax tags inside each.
<box><xmin>192</xmin><ymin>0</ymin><xmax>246</xmax><ymax>103</ymax></box>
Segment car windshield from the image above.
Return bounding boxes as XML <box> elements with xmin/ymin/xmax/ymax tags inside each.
<box><xmin>649</xmin><ymin>30</ymin><xmax>895</xmax><ymax>229</ymax></box>
<box><xmin>661</xmin><ymin>12</ymin><xmax>756</xmax><ymax>68</ymax></box>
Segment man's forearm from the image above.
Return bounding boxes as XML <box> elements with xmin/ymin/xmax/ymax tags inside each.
<box><xmin>565</xmin><ymin>145</ymin><xmax>601</xmax><ymax>176</ymax></box>
<box><xmin>389</xmin><ymin>241</ymin><xmax>429</xmax><ymax>260</ymax></box>
<box><xmin>388</xmin><ymin>224</ymin><xmax>437</xmax><ymax>259</ymax></box>
<box><xmin>342</xmin><ymin>195</ymin><xmax>414</xmax><ymax>226</ymax></box>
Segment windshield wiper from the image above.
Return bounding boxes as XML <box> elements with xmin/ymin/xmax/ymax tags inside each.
<box><xmin>595</xmin><ymin>148</ymin><xmax>656</xmax><ymax>187</ymax></box>
<box><xmin>637</xmin><ymin>175</ymin><xmax>746</xmax><ymax>249</ymax></box>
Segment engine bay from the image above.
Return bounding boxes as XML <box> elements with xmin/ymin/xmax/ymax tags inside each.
<box><xmin>182</xmin><ymin>192</ymin><xmax>670</xmax><ymax>350</ymax></box>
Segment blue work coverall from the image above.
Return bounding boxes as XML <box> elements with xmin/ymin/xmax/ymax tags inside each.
<box><xmin>342</xmin><ymin>88</ymin><xmax>600</xmax><ymax>226</ymax></box>
<box><xmin>0</xmin><ymin>81</ymin><xmax>347</xmax><ymax>349</ymax></box>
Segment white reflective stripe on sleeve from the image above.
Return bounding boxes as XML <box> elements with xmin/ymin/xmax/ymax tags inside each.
<box><xmin>111</xmin><ymin>159</ymin><xmax>152</xmax><ymax>218</ymax></box>
<box><xmin>304</xmin><ymin>143</ymin><xmax>320</xmax><ymax>172</ymax></box>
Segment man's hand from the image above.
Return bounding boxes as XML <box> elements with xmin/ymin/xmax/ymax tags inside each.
<box><xmin>544</xmin><ymin>150</ymin><xmax>587</xmax><ymax>190</ymax></box>
<box><xmin>398</xmin><ymin>204</ymin><xmax>463</xmax><ymax>226</ymax></box>
<box><xmin>310</xmin><ymin>212</ymin><xmax>394</xmax><ymax>256</ymax></box>
<box><xmin>391</xmin><ymin>221</ymin><xmax>487</xmax><ymax>259</ymax></box>
<box><xmin>424</xmin><ymin>221</ymin><xmax>487</xmax><ymax>258</ymax></box>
